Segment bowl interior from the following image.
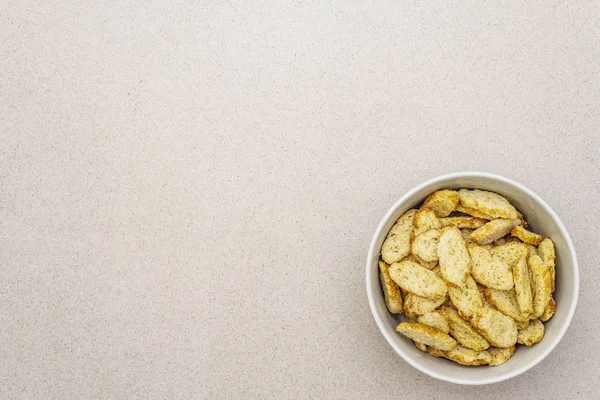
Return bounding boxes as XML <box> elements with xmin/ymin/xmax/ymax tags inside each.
<box><xmin>367</xmin><ymin>173</ymin><xmax>578</xmax><ymax>384</ymax></box>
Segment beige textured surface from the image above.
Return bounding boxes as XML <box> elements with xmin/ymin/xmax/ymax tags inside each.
<box><xmin>1</xmin><ymin>1</ymin><xmax>599</xmax><ymax>398</ymax></box>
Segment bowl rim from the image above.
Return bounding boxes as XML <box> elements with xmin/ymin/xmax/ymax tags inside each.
<box><xmin>365</xmin><ymin>171</ymin><xmax>580</xmax><ymax>385</ymax></box>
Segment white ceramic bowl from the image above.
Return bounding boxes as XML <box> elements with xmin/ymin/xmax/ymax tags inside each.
<box><xmin>366</xmin><ymin>172</ymin><xmax>579</xmax><ymax>385</ymax></box>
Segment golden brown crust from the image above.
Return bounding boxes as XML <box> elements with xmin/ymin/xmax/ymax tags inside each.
<box><xmin>381</xmin><ymin>210</ymin><xmax>416</xmax><ymax>264</ymax></box>
<box><xmin>538</xmin><ymin>238</ymin><xmax>556</xmax><ymax>293</ymax></box>
<box><xmin>395</xmin><ymin>322</ymin><xmax>457</xmax><ymax>351</ymax></box>
<box><xmin>471</xmin><ymin>307</ymin><xmax>518</xmax><ymax>348</ymax></box>
<box><xmin>389</xmin><ymin>259</ymin><xmax>448</xmax><ymax>300</ymax></box>
<box><xmin>455</xmin><ymin>204</ymin><xmax>494</xmax><ymax>219</ymax></box>
<box><xmin>421</xmin><ymin>190</ymin><xmax>459</xmax><ymax>218</ymax></box>
<box><xmin>379</xmin><ymin>261</ymin><xmax>404</xmax><ymax>314</ymax></box>
<box><xmin>458</xmin><ymin>189</ymin><xmax>519</xmax><ymax>219</ymax></box>
<box><xmin>470</xmin><ymin>219</ymin><xmax>522</xmax><ymax>245</ymax></box>
<box><xmin>511</xmin><ymin>226</ymin><xmax>542</xmax><ymax>246</ymax></box>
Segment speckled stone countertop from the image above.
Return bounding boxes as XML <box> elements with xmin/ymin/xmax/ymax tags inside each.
<box><xmin>1</xmin><ymin>1</ymin><xmax>599</xmax><ymax>398</ymax></box>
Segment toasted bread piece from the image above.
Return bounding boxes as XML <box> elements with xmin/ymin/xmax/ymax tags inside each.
<box><xmin>418</xmin><ymin>310</ymin><xmax>450</xmax><ymax>334</ymax></box>
<box><xmin>389</xmin><ymin>259</ymin><xmax>448</xmax><ymax>300</ymax></box>
<box><xmin>470</xmin><ymin>219</ymin><xmax>522</xmax><ymax>245</ymax></box>
<box><xmin>448</xmin><ymin>275</ymin><xmax>483</xmax><ymax>320</ymax></box>
<box><xmin>529</xmin><ymin>255</ymin><xmax>553</xmax><ymax>318</ymax></box>
<box><xmin>378</xmin><ymin>261</ymin><xmax>404</xmax><ymax>314</ymax></box>
<box><xmin>404</xmin><ymin>295</ymin><xmax>438</xmax><ymax>317</ymax></box>
<box><xmin>538</xmin><ymin>238</ymin><xmax>556</xmax><ymax>266</ymax></box>
<box><xmin>381</xmin><ymin>210</ymin><xmax>416</xmax><ymax>264</ymax></box>
<box><xmin>528</xmin><ymin>244</ymin><xmax>539</xmax><ymax>258</ymax></box>
<box><xmin>491</xmin><ymin>242</ymin><xmax>529</xmax><ymax>266</ymax></box>
<box><xmin>515</xmin><ymin>319</ymin><xmax>530</xmax><ymax>330</ymax></box>
<box><xmin>396</xmin><ymin>322</ymin><xmax>457</xmax><ymax>351</ymax></box>
<box><xmin>412</xmin><ymin>229</ymin><xmax>442</xmax><ymax>262</ymax></box>
<box><xmin>437</xmin><ymin>227</ymin><xmax>471</xmax><ymax>287</ymax></box>
<box><xmin>538</xmin><ymin>238</ymin><xmax>556</xmax><ymax>293</ymax></box>
<box><xmin>471</xmin><ymin>307</ymin><xmax>518</xmax><ymax>348</ymax></box>
<box><xmin>488</xmin><ymin>346</ymin><xmax>516</xmax><ymax>367</ymax></box>
<box><xmin>517</xmin><ymin>319</ymin><xmax>545</xmax><ymax>346</ymax></box>
<box><xmin>511</xmin><ymin>226</ymin><xmax>542</xmax><ymax>246</ymax></box>
<box><xmin>427</xmin><ymin>346</ymin><xmax>446</xmax><ymax>358</ymax></box>
<box><xmin>404</xmin><ymin>292</ymin><xmax>446</xmax><ymax>317</ymax></box>
<box><xmin>421</xmin><ymin>190</ymin><xmax>459</xmax><ymax>218</ymax></box>
<box><xmin>415</xmin><ymin>342</ymin><xmax>428</xmax><ymax>352</ymax></box>
<box><xmin>539</xmin><ymin>297</ymin><xmax>556</xmax><ymax>322</ymax></box>
<box><xmin>413</xmin><ymin>209</ymin><xmax>442</xmax><ymax>236</ymax></box>
<box><xmin>444</xmin><ymin>345</ymin><xmax>491</xmax><ymax>366</ymax></box>
<box><xmin>440</xmin><ymin>307</ymin><xmax>490</xmax><ymax>351</ymax></box>
<box><xmin>440</xmin><ymin>216</ymin><xmax>488</xmax><ymax>229</ymax></box>
<box><xmin>458</xmin><ymin>189</ymin><xmax>519</xmax><ymax>219</ymax></box>
<box><xmin>481</xmin><ymin>287</ymin><xmax>527</xmax><ymax>322</ymax></box>
<box><xmin>455</xmin><ymin>204</ymin><xmax>494</xmax><ymax>219</ymax></box>
<box><xmin>512</xmin><ymin>255</ymin><xmax>534</xmax><ymax>319</ymax></box>
<box><xmin>468</xmin><ymin>244</ymin><xmax>514</xmax><ymax>290</ymax></box>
